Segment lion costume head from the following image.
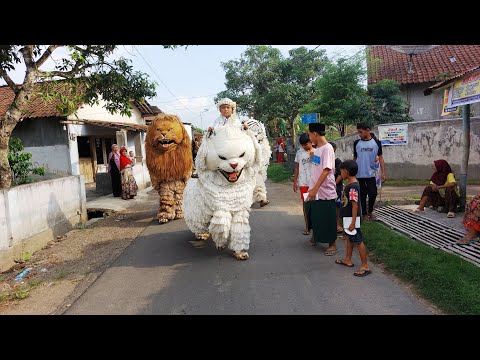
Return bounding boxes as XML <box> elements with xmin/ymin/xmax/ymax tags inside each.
<box><xmin>145</xmin><ymin>114</ymin><xmax>193</xmax><ymax>182</ymax></box>
<box><xmin>195</xmin><ymin>125</ymin><xmax>261</xmax><ymax>186</ymax></box>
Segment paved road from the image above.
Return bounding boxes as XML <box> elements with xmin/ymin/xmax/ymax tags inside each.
<box><xmin>67</xmin><ymin>182</ymin><xmax>434</xmax><ymax>315</ymax></box>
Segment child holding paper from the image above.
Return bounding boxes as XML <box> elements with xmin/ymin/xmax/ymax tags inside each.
<box><xmin>335</xmin><ymin>160</ymin><xmax>371</xmax><ymax>277</ymax></box>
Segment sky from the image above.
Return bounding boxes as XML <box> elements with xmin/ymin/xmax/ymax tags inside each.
<box><xmin>1</xmin><ymin>45</ymin><xmax>364</xmax><ymax>130</ymax></box>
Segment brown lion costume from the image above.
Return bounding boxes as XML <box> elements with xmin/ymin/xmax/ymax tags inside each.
<box><xmin>145</xmin><ymin>114</ymin><xmax>193</xmax><ymax>223</ymax></box>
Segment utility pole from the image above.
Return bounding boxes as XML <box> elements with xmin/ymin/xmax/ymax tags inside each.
<box><xmin>459</xmin><ymin>104</ymin><xmax>470</xmax><ymax>211</ymax></box>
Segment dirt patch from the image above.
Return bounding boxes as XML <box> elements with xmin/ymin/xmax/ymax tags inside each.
<box><xmin>0</xmin><ymin>190</ymin><xmax>159</xmax><ymax>315</ymax></box>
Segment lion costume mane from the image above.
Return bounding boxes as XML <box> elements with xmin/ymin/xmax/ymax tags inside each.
<box><xmin>145</xmin><ymin>114</ymin><xmax>193</xmax><ymax>223</ymax></box>
<box><xmin>182</xmin><ymin>120</ymin><xmax>262</xmax><ymax>260</ymax></box>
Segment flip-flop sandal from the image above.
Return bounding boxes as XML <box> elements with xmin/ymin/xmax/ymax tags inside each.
<box><xmin>324</xmin><ymin>250</ymin><xmax>337</xmax><ymax>256</ymax></box>
<box><xmin>335</xmin><ymin>259</ymin><xmax>354</xmax><ymax>267</ymax></box>
<box><xmin>447</xmin><ymin>212</ymin><xmax>455</xmax><ymax>218</ymax></box>
<box><xmin>309</xmin><ymin>239</ymin><xmax>317</xmax><ymax>246</ymax></box>
<box><xmin>303</xmin><ymin>230</ymin><xmax>310</xmax><ymax>235</ymax></box>
<box><xmin>354</xmin><ymin>269</ymin><xmax>372</xmax><ymax>277</ymax></box>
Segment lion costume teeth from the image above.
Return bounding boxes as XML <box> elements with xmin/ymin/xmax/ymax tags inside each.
<box><xmin>182</xmin><ymin>121</ymin><xmax>262</xmax><ymax>260</ymax></box>
<box><xmin>145</xmin><ymin>114</ymin><xmax>193</xmax><ymax>224</ymax></box>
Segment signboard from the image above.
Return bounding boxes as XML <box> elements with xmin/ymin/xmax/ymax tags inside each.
<box><xmin>301</xmin><ymin>113</ymin><xmax>317</xmax><ymax>124</ymax></box>
<box><xmin>441</xmin><ymin>87</ymin><xmax>459</xmax><ymax>116</ymax></box>
<box><xmin>448</xmin><ymin>70</ymin><xmax>480</xmax><ymax>107</ymax></box>
<box><xmin>378</xmin><ymin>124</ymin><xmax>408</xmax><ymax>145</ymax></box>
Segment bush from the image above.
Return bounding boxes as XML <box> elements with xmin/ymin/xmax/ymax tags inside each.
<box><xmin>8</xmin><ymin>137</ymin><xmax>45</xmax><ymax>185</ymax></box>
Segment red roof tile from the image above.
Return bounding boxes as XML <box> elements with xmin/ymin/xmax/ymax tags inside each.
<box><xmin>367</xmin><ymin>45</ymin><xmax>480</xmax><ymax>85</ymax></box>
<box><xmin>0</xmin><ymin>82</ymin><xmax>84</xmax><ymax>118</ymax></box>
<box><xmin>0</xmin><ymin>82</ymin><xmax>162</xmax><ymax>118</ymax></box>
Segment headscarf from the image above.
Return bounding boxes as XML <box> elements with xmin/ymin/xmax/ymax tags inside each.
<box><xmin>108</xmin><ymin>144</ymin><xmax>120</xmax><ymax>172</ymax></box>
<box><xmin>276</xmin><ymin>138</ymin><xmax>283</xmax><ymax>144</ymax></box>
<box><xmin>430</xmin><ymin>159</ymin><xmax>452</xmax><ymax>186</ymax></box>
<box><xmin>119</xmin><ymin>147</ymin><xmax>132</xmax><ymax>171</ymax></box>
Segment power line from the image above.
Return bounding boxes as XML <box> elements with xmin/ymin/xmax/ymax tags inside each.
<box><xmin>155</xmin><ymin>93</ymin><xmax>219</xmax><ymax>104</ymax></box>
<box><xmin>133</xmin><ymin>45</ymin><xmax>196</xmax><ymax>114</ymax></box>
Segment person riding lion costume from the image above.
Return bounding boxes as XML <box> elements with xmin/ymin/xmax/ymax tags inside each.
<box><xmin>145</xmin><ymin>113</ymin><xmax>193</xmax><ymax>223</ymax></box>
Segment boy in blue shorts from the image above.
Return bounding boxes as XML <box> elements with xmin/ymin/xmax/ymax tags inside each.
<box><xmin>335</xmin><ymin>160</ymin><xmax>371</xmax><ymax>277</ymax></box>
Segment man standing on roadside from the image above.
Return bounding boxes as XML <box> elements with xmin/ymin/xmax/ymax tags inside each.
<box><xmin>354</xmin><ymin>122</ymin><xmax>386</xmax><ymax>221</ymax></box>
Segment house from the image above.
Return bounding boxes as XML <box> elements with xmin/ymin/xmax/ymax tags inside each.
<box><xmin>0</xmin><ymin>82</ymin><xmax>162</xmax><ymax>186</ymax></box>
<box><xmin>367</xmin><ymin>45</ymin><xmax>480</xmax><ymax>121</ymax></box>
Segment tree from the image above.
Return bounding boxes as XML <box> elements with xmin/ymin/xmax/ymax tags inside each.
<box><xmin>8</xmin><ymin>137</ymin><xmax>45</xmax><ymax>185</ymax></box>
<box><xmin>0</xmin><ymin>45</ymin><xmax>176</xmax><ymax>188</ymax></box>
<box><xmin>216</xmin><ymin>45</ymin><xmax>329</xmax><ymax>140</ymax></box>
<box><xmin>301</xmin><ymin>55</ymin><xmax>371</xmax><ymax>137</ymax></box>
<box><xmin>368</xmin><ymin>79</ymin><xmax>413</xmax><ymax>125</ymax></box>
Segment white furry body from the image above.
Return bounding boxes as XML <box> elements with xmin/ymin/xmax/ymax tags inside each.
<box><xmin>183</xmin><ymin>123</ymin><xmax>261</xmax><ymax>256</ymax></box>
<box><xmin>244</xmin><ymin>119</ymin><xmax>271</xmax><ymax>204</ymax></box>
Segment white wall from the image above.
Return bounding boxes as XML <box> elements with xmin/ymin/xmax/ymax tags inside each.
<box><xmin>67</xmin><ymin>124</ymin><xmax>80</xmax><ymax>176</ymax></box>
<box><xmin>183</xmin><ymin>123</ymin><xmax>192</xmax><ymax>141</ymax></box>
<box><xmin>69</xmin><ymin>98</ymin><xmax>145</xmax><ymax>125</ymax></box>
<box><xmin>132</xmin><ymin>163</ymin><xmax>151</xmax><ymax>190</ymax></box>
<box><xmin>0</xmin><ymin>176</ymin><xmax>87</xmax><ymax>271</ymax></box>
<box><xmin>25</xmin><ymin>145</ymin><xmax>71</xmax><ymax>175</ymax></box>
<box><xmin>127</xmin><ymin>132</ymin><xmax>136</xmax><ymax>155</ymax></box>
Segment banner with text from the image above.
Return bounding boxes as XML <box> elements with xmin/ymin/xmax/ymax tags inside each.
<box><xmin>378</xmin><ymin>124</ymin><xmax>408</xmax><ymax>145</ymax></box>
<box><xmin>441</xmin><ymin>87</ymin><xmax>459</xmax><ymax>116</ymax></box>
<box><xmin>448</xmin><ymin>70</ymin><xmax>480</xmax><ymax>107</ymax></box>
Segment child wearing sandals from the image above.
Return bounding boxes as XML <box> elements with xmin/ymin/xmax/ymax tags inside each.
<box><xmin>335</xmin><ymin>160</ymin><xmax>371</xmax><ymax>277</ymax></box>
<box><xmin>293</xmin><ymin>133</ymin><xmax>314</xmax><ymax>235</ymax></box>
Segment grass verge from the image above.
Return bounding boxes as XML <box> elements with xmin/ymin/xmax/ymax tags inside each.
<box><xmin>0</xmin><ymin>279</ymin><xmax>42</xmax><ymax>303</ymax></box>
<box><xmin>267</xmin><ymin>163</ymin><xmax>293</xmax><ymax>183</ymax></box>
<box><xmin>363</xmin><ymin>221</ymin><xmax>480</xmax><ymax>314</ymax></box>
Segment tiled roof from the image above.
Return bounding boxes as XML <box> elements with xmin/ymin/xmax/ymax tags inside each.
<box><xmin>1</xmin><ymin>82</ymin><xmax>162</xmax><ymax>118</ymax></box>
<box><xmin>367</xmin><ymin>45</ymin><xmax>480</xmax><ymax>85</ymax></box>
<box><xmin>0</xmin><ymin>82</ymin><xmax>81</xmax><ymax>118</ymax></box>
<box><xmin>424</xmin><ymin>65</ymin><xmax>480</xmax><ymax>95</ymax></box>
<box><xmin>133</xmin><ymin>100</ymin><xmax>162</xmax><ymax>116</ymax></box>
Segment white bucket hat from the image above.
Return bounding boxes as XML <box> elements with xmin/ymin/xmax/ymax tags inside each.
<box><xmin>216</xmin><ymin>98</ymin><xmax>236</xmax><ymax>111</ymax></box>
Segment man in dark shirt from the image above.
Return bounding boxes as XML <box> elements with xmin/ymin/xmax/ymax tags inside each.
<box><xmin>353</xmin><ymin>123</ymin><xmax>386</xmax><ymax>221</ymax></box>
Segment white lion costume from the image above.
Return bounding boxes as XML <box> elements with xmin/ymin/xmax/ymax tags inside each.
<box><xmin>183</xmin><ymin>119</ymin><xmax>262</xmax><ymax>260</ymax></box>
<box><xmin>244</xmin><ymin>119</ymin><xmax>271</xmax><ymax>206</ymax></box>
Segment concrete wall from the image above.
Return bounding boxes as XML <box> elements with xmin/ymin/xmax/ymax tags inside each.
<box><xmin>67</xmin><ymin>124</ymin><xmax>80</xmax><ymax>176</ymax></box>
<box><xmin>70</xmin><ymin>99</ymin><xmax>145</xmax><ymax>125</ymax></box>
<box><xmin>12</xmin><ymin>118</ymin><xmax>71</xmax><ymax>175</ymax></box>
<box><xmin>0</xmin><ymin>176</ymin><xmax>87</xmax><ymax>271</ymax></box>
<box><xmin>25</xmin><ymin>145</ymin><xmax>71</xmax><ymax>176</ymax></box>
<box><xmin>334</xmin><ymin>117</ymin><xmax>480</xmax><ymax>180</ymax></box>
<box><xmin>401</xmin><ymin>83</ymin><xmax>480</xmax><ymax>121</ymax></box>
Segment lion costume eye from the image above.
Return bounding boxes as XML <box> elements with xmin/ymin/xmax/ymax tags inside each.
<box><xmin>218</xmin><ymin>155</ymin><xmax>227</xmax><ymax>160</ymax></box>
<box><xmin>239</xmin><ymin>152</ymin><xmax>245</xmax><ymax>157</ymax></box>
<box><xmin>169</xmin><ymin>128</ymin><xmax>173</xmax><ymax>132</ymax></box>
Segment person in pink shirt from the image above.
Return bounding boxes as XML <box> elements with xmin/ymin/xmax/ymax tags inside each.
<box><xmin>305</xmin><ymin>122</ymin><xmax>338</xmax><ymax>255</ymax></box>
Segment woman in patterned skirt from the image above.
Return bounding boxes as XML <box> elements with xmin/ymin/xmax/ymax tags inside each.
<box><xmin>457</xmin><ymin>195</ymin><xmax>480</xmax><ymax>245</ymax></box>
<box><xmin>119</xmin><ymin>147</ymin><xmax>138</xmax><ymax>200</ymax></box>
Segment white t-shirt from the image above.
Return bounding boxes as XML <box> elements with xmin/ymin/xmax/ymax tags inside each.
<box><xmin>211</xmin><ymin>116</ymin><xmax>243</xmax><ymax>129</ymax></box>
<box><xmin>294</xmin><ymin>148</ymin><xmax>312</xmax><ymax>187</ymax></box>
